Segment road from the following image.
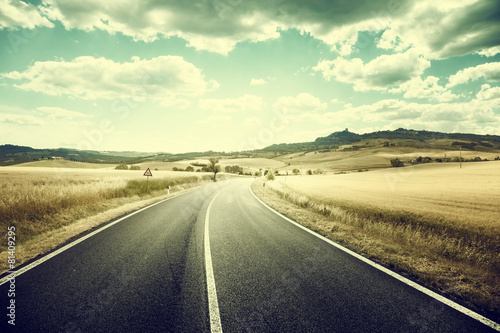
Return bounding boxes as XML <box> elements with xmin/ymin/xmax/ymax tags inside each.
<box><xmin>1</xmin><ymin>178</ymin><xmax>498</xmax><ymax>332</ymax></box>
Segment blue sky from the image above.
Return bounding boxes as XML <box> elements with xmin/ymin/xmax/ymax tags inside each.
<box><xmin>0</xmin><ymin>0</ymin><xmax>499</xmax><ymax>153</ymax></box>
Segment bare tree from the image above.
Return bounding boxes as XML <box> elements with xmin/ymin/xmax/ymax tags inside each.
<box><xmin>208</xmin><ymin>157</ymin><xmax>221</xmax><ymax>181</ymax></box>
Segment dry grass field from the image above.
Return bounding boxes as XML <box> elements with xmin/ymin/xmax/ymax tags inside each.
<box><xmin>275</xmin><ymin>145</ymin><xmax>500</xmax><ymax>173</ymax></box>
<box><xmin>17</xmin><ymin>160</ymin><xmax>117</xmax><ymax>169</ymax></box>
<box><xmin>0</xmin><ymin>165</ymin><xmax>215</xmax><ymax>272</ymax></box>
<box><xmin>255</xmin><ymin>161</ymin><xmax>500</xmax><ymax>316</ymax></box>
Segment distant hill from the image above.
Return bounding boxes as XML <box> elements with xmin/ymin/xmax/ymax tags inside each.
<box><xmin>2</xmin><ymin>128</ymin><xmax>500</xmax><ymax>166</ymax></box>
<box><xmin>259</xmin><ymin>128</ymin><xmax>500</xmax><ymax>154</ymax></box>
<box><xmin>0</xmin><ymin>145</ymin><xmax>155</xmax><ymax>166</ymax></box>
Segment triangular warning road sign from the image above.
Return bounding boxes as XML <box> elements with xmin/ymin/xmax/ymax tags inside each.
<box><xmin>143</xmin><ymin>168</ymin><xmax>153</xmax><ymax>177</ymax></box>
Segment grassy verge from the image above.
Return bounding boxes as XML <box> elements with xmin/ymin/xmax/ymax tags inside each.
<box><xmin>252</xmin><ymin>179</ymin><xmax>500</xmax><ymax>320</ymax></box>
<box><xmin>0</xmin><ymin>172</ymin><xmax>223</xmax><ymax>273</ymax></box>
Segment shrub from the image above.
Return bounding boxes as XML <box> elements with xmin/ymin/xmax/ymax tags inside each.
<box><xmin>185</xmin><ymin>166</ymin><xmax>195</xmax><ymax>172</ymax></box>
<box><xmin>390</xmin><ymin>158</ymin><xmax>404</xmax><ymax>167</ymax></box>
<box><xmin>129</xmin><ymin>165</ymin><xmax>141</xmax><ymax>170</ymax></box>
<box><xmin>307</xmin><ymin>169</ymin><xmax>313</xmax><ymax>175</ymax></box>
<box><xmin>292</xmin><ymin>169</ymin><xmax>300</xmax><ymax>175</ymax></box>
<box><xmin>266</xmin><ymin>170</ymin><xmax>275</xmax><ymax>181</ymax></box>
<box><xmin>115</xmin><ymin>164</ymin><xmax>128</xmax><ymax>170</ymax></box>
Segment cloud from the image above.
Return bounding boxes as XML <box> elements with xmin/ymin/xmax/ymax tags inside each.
<box><xmin>389</xmin><ymin>76</ymin><xmax>459</xmax><ymax>102</ymax></box>
<box><xmin>0</xmin><ymin>113</ymin><xmax>44</xmax><ymax>126</ymax></box>
<box><xmin>199</xmin><ymin>95</ymin><xmax>264</xmax><ymax>113</ymax></box>
<box><xmin>250</xmin><ymin>78</ymin><xmax>267</xmax><ymax>86</ymax></box>
<box><xmin>323</xmin><ymin>95</ymin><xmax>500</xmax><ymax>132</ymax></box>
<box><xmin>476</xmin><ymin>46</ymin><xmax>500</xmax><ymax>57</ymax></box>
<box><xmin>447</xmin><ymin>62</ymin><xmax>500</xmax><ymax>87</ymax></box>
<box><xmin>243</xmin><ymin>117</ymin><xmax>262</xmax><ymax>127</ymax></box>
<box><xmin>197</xmin><ymin>114</ymin><xmax>231</xmax><ymax>125</ymax></box>
<box><xmin>314</xmin><ymin>50</ymin><xmax>430</xmax><ymax>91</ymax></box>
<box><xmin>35</xmin><ymin>106</ymin><xmax>89</xmax><ymax>119</ymax></box>
<box><xmin>1</xmin><ymin>56</ymin><xmax>217</xmax><ymax>102</ymax></box>
<box><xmin>274</xmin><ymin>93</ymin><xmax>327</xmax><ymax>114</ymax></box>
<box><xmin>0</xmin><ymin>0</ymin><xmax>53</xmax><ymax>29</ymax></box>
<box><xmin>1</xmin><ymin>1</ymin><xmax>493</xmax><ymax>58</ymax></box>
<box><xmin>376</xmin><ymin>0</ymin><xmax>500</xmax><ymax>59</ymax></box>
<box><xmin>39</xmin><ymin>0</ymin><xmax>281</xmax><ymax>54</ymax></box>
<box><xmin>476</xmin><ymin>84</ymin><xmax>500</xmax><ymax>101</ymax></box>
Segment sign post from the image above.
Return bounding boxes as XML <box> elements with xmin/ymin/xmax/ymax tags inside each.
<box><xmin>144</xmin><ymin>168</ymin><xmax>153</xmax><ymax>193</ymax></box>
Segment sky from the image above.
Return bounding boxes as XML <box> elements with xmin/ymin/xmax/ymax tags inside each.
<box><xmin>0</xmin><ymin>0</ymin><xmax>499</xmax><ymax>153</ymax></box>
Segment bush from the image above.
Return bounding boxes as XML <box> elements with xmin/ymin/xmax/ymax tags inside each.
<box><xmin>292</xmin><ymin>168</ymin><xmax>300</xmax><ymax>175</ymax></box>
<box><xmin>185</xmin><ymin>166</ymin><xmax>195</xmax><ymax>172</ymax></box>
<box><xmin>390</xmin><ymin>158</ymin><xmax>404</xmax><ymax>167</ymax></box>
<box><xmin>307</xmin><ymin>169</ymin><xmax>313</xmax><ymax>175</ymax></box>
<box><xmin>129</xmin><ymin>165</ymin><xmax>141</xmax><ymax>170</ymax></box>
<box><xmin>266</xmin><ymin>170</ymin><xmax>275</xmax><ymax>181</ymax></box>
<box><xmin>115</xmin><ymin>164</ymin><xmax>128</xmax><ymax>170</ymax></box>
<box><xmin>313</xmin><ymin>169</ymin><xmax>325</xmax><ymax>175</ymax></box>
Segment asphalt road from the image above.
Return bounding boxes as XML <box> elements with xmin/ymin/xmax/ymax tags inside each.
<box><xmin>1</xmin><ymin>178</ymin><xmax>498</xmax><ymax>332</ymax></box>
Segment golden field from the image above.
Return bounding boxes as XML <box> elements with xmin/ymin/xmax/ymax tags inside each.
<box><xmin>276</xmin><ymin>162</ymin><xmax>500</xmax><ymax>232</ymax></box>
<box><xmin>0</xmin><ymin>165</ymin><xmax>215</xmax><ymax>271</ymax></box>
<box><xmin>275</xmin><ymin>145</ymin><xmax>500</xmax><ymax>172</ymax></box>
<box><xmin>256</xmin><ymin>161</ymin><xmax>500</xmax><ymax>315</ymax></box>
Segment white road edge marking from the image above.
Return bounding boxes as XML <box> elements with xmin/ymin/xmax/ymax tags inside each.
<box><xmin>248</xmin><ymin>182</ymin><xmax>500</xmax><ymax>332</ymax></box>
<box><xmin>205</xmin><ymin>190</ymin><xmax>224</xmax><ymax>333</ymax></box>
<box><xmin>0</xmin><ymin>188</ymin><xmax>195</xmax><ymax>286</ymax></box>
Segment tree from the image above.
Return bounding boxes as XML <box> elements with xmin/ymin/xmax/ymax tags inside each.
<box><xmin>185</xmin><ymin>165</ymin><xmax>195</xmax><ymax>172</ymax></box>
<box><xmin>266</xmin><ymin>169</ymin><xmax>275</xmax><ymax>181</ymax></box>
<box><xmin>292</xmin><ymin>168</ymin><xmax>300</xmax><ymax>175</ymax></box>
<box><xmin>390</xmin><ymin>158</ymin><xmax>404</xmax><ymax>167</ymax></box>
<box><xmin>208</xmin><ymin>157</ymin><xmax>221</xmax><ymax>181</ymax></box>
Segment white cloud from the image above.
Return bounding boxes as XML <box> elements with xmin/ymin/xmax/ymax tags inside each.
<box><xmin>199</xmin><ymin>95</ymin><xmax>263</xmax><ymax>113</ymax></box>
<box><xmin>0</xmin><ymin>1</ymin><xmax>493</xmax><ymax>58</ymax></box>
<box><xmin>375</xmin><ymin>0</ymin><xmax>500</xmax><ymax>59</ymax></box>
<box><xmin>274</xmin><ymin>93</ymin><xmax>327</xmax><ymax>114</ymax></box>
<box><xmin>197</xmin><ymin>114</ymin><xmax>231</xmax><ymax>125</ymax></box>
<box><xmin>35</xmin><ymin>106</ymin><xmax>89</xmax><ymax>119</ymax></box>
<box><xmin>447</xmin><ymin>62</ymin><xmax>500</xmax><ymax>87</ymax></box>
<box><xmin>476</xmin><ymin>46</ymin><xmax>500</xmax><ymax>57</ymax></box>
<box><xmin>0</xmin><ymin>0</ymin><xmax>53</xmax><ymax>29</ymax></box>
<box><xmin>1</xmin><ymin>56</ymin><xmax>217</xmax><ymax>103</ymax></box>
<box><xmin>250</xmin><ymin>78</ymin><xmax>267</xmax><ymax>86</ymax></box>
<box><xmin>0</xmin><ymin>113</ymin><xmax>44</xmax><ymax>126</ymax></box>
<box><xmin>323</xmin><ymin>96</ymin><xmax>500</xmax><ymax>131</ymax></box>
<box><xmin>314</xmin><ymin>49</ymin><xmax>430</xmax><ymax>91</ymax></box>
<box><xmin>476</xmin><ymin>84</ymin><xmax>500</xmax><ymax>100</ymax></box>
<box><xmin>39</xmin><ymin>0</ymin><xmax>281</xmax><ymax>54</ymax></box>
<box><xmin>243</xmin><ymin>117</ymin><xmax>262</xmax><ymax>127</ymax></box>
<box><xmin>389</xmin><ymin>76</ymin><xmax>459</xmax><ymax>102</ymax></box>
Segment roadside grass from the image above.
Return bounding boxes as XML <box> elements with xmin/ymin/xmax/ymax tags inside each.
<box><xmin>0</xmin><ymin>168</ymin><xmax>217</xmax><ymax>272</ymax></box>
<box><xmin>252</xmin><ymin>178</ymin><xmax>500</xmax><ymax>319</ymax></box>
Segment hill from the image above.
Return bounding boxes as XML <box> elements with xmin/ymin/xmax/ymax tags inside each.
<box><xmin>2</xmin><ymin>128</ymin><xmax>500</xmax><ymax>167</ymax></box>
<box><xmin>0</xmin><ymin>145</ymin><xmax>157</xmax><ymax>166</ymax></box>
<box><xmin>259</xmin><ymin>128</ymin><xmax>500</xmax><ymax>155</ymax></box>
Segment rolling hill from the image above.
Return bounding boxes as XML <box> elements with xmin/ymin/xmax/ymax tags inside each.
<box><xmin>2</xmin><ymin>128</ymin><xmax>500</xmax><ymax>168</ymax></box>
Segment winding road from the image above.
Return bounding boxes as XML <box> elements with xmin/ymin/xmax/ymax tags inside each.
<box><xmin>1</xmin><ymin>178</ymin><xmax>498</xmax><ymax>332</ymax></box>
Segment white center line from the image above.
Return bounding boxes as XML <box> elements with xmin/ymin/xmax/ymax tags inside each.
<box><xmin>205</xmin><ymin>190</ymin><xmax>224</xmax><ymax>333</ymax></box>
